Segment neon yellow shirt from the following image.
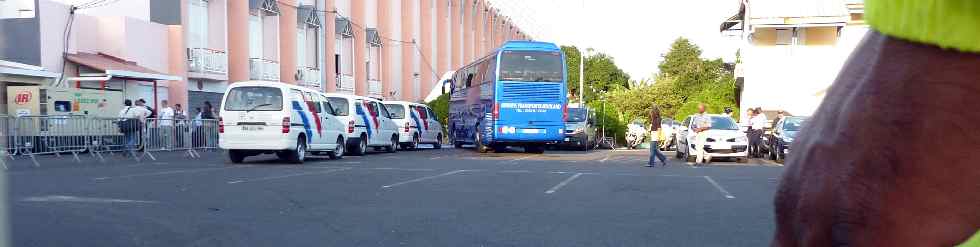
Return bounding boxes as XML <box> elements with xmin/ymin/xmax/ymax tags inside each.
<box><xmin>866</xmin><ymin>0</ymin><xmax>980</xmax><ymax>53</ymax></box>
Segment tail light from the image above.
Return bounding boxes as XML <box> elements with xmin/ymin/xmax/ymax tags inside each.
<box><xmin>347</xmin><ymin>120</ymin><xmax>355</xmax><ymax>133</ymax></box>
<box><xmin>492</xmin><ymin>103</ymin><xmax>500</xmax><ymax>120</ymax></box>
<box><xmin>404</xmin><ymin>122</ymin><xmax>410</xmax><ymax>132</ymax></box>
<box><xmin>282</xmin><ymin>117</ymin><xmax>290</xmax><ymax>133</ymax></box>
<box><xmin>218</xmin><ymin>117</ymin><xmax>224</xmax><ymax>133</ymax></box>
<box><xmin>562</xmin><ymin>104</ymin><xmax>568</xmax><ymax>122</ymax></box>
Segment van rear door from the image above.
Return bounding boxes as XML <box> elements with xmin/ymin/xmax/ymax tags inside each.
<box><xmin>221</xmin><ymin>86</ymin><xmax>287</xmax><ymax>138</ymax></box>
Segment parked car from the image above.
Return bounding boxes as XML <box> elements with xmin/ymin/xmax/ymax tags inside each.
<box><xmin>383</xmin><ymin>101</ymin><xmax>444</xmax><ymax>150</ymax></box>
<box><xmin>219</xmin><ymin>81</ymin><xmax>348</xmax><ymax>164</ymax></box>
<box><xmin>658</xmin><ymin>118</ymin><xmax>678</xmax><ymax>151</ymax></box>
<box><xmin>625</xmin><ymin>119</ymin><xmax>647</xmax><ymax>149</ymax></box>
<box><xmin>560</xmin><ymin>107</ymin><xmax>596</xmax><ymax>150</ymax></box>
<box><xmin>675</xmin><ymin>114</ymin><xmax>749</xmax><ymax>163</ymax></box>
<box><xmin>766</xmin><ymin>116</ymin><xmax>808</xmax><ymax>161</ymax></box>
<box><xmin>324</xmin><ymin>93</ymin><xmax>400</xmax><ymax>156</ymax></box>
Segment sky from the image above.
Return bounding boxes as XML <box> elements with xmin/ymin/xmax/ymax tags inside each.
<box><xmin>490</xmin><ymin>0</ymin><xmax>743</xmax><ymax>81</ymax></box>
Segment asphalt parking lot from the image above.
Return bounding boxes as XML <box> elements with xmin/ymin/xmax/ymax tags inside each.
<box><xmin>4</xmin><ymin>147</ymin><xmax>784</xmax><ymax>246</ymax></box>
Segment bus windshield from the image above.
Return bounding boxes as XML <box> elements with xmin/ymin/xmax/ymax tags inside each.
<box><xmin>499</xmin><ymin>51</ymin><xmax>564</xmax><ymax>82</ymax></box>
<box><xmin>223</xmin><ymin>87</ymin><xmax>283</xmax><ymax>111</ymax></box>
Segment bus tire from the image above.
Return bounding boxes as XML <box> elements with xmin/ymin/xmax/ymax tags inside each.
<box><xmin>525</xmin><ymin>145</ymin><xmax>545</xmax><ymax>154</ymax></box>
<box><xmin>475</xmin><ymin>131</ymin><xmax>490</xmax><ymax>153</ymax></box>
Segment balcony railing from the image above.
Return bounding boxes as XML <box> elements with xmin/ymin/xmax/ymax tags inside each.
<box><xmin>367</xmin><ymin>80</ymin><xmax>382</xmax><ymax>98</ymax></box>
<box><xmin>187</xmin><ymin>48</ymin><xmax>228</xmax><ymax>74</ymax></box>
<box><xmin>296</xmin><ymin>67</ymin><xmax>321</xmax><ymax>89</ymax></box>
<box><xmin>249</xmin><ymin>58</ymin><xmax>280</xmax><ymax>81</ymax></box>
<box><xmin>337</xmin><ymin>74</ymin><xmax>355</xmax><ymax>93</ymax></box>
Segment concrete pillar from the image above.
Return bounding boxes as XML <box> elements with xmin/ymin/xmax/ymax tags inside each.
<box><xmin>451</xmin><ymin>0</ymin><xmax>461</xmax><ymax>69</ymax></box>
<box><xmin>474</xmin><ymin>0</ymin><xmax>483</xmax><ymax>57</ymax></box>
<box><xmin>324</xmin><ymin>0</ymin><xmax>337</xmax><ymax>92</ymax></box>
<box><xmin>378</xmin><ymin>0</ymin><xmax>392</xmax><ymax>99</ymax></box>
<box><xmin>227</xmin><ymin>0</ymin><xmax>250</xmax><ymax>83</ymax></box>
<box><xmin>436</xmin><ymin>0</ymin><xmax>449</xmax><ymax>77</ymax></box>
<box><xmin>400</xmin><ymin>0</ymin><xmax>414</xmax><ymax>101</ymax></box>
<box><xmin>166</xmin><ymin>26</ymin><xmax>189</xmax><ymax>109</ymax></box>
<box><xmin>352</xmin><ymin>0</ymin><xmax>367</xmax><ymax>95</ymax></box>
<box><xmin>462</xmin><ymin>0</ymin><xmax>472</xmax><ymax>64</ymax></box>
<box><xmin>419</xmin><ymin>0</ymin><xmax>433</xmax><ymax>101</ymax></box>
<box><xmin>279</xmin><ymin>0</ymin><xmax>297</xmax><ymax>84</ymax></box>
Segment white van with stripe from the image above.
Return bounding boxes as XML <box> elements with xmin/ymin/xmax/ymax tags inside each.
<box><xmin>383</xmin><ymin>101</ymin><xmax>444</xmax><ymax>150</ymax></box>
<box><xmin>324</xmin><ymin>93</ymin><xmax>400</xmax><ymax>155</ymax></box>
<box><xmin>219</xmin><ymin>81</ymin><xmax>347</xmax><ymax>164</ymax></box>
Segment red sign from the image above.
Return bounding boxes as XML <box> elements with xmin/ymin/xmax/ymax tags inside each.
<box><xmin>14</xmin><ymin>91</ymin><xmax>32</xmax><ymax>105</ymax></box>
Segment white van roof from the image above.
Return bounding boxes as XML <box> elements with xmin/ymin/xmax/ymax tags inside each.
<box><xmin>382</xmin><ymin>100</ymin><xmax>424</xmax><ymax>107</ymax></box>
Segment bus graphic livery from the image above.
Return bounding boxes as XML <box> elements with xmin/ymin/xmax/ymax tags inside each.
<box><xmin>448</xmin><ymin>41</ymin><xmax>568</xmax><ymax>153</ymax></box>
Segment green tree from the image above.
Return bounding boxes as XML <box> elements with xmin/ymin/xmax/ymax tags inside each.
<box><xmin>561</xmin><ymin>45</ymin><xmax>581</xmax><ymax>101</ymax></box>
<box><xmin>425</xmin><ymin>93</ymin><xmax>450</xmax><ymax>128</ymax></box>
<box><xmin>561</xmin><ymin>46</ymin><xmax>631</xmax><ymax>104</ymax></box>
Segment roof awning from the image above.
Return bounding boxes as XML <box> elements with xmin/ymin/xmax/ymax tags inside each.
<box><xmin>0</xmin><ymin>60</ymin><xmax>59</xmax><ymax>78</ymax></box>
<box><xmin>297</xmin><ymin>5</ymin><xmax>321</xmax><ymax>28</ymax></box>
<box><xmin>65</xmin><ymin>52</ymin><xmax>181</xmax><ymax>81</ymax></box>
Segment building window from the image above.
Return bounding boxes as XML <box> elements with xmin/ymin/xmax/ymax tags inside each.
<box><xmin>188</xmin><ymin>0</ymin><xmax>209</xmax><ymax>48</ymax></box>
<box><xmin>342</xmin><ymin>37</ymin><xmax>354</xmax><ymax>76</ymax></box>
<box><xmin>249</xmin><ymin>11</ymin><xmax>263</xmax><ymax>58</ymax></box>
<box><xmin>297</xmin><ymin>26</ymin><xmax>307</xmax><ymax>67</ymax></box>
<box><xmin>775</xmin><ymin>28</ymin><xmax>793</xmax><ymax>45</ymax></box>
<box><xmin>368</xmin><ymin>46</ymin><xmax>380</xmax><ymax>81</ymax></box>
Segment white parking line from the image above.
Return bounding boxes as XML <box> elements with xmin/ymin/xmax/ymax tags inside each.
<box><xmin>227</xmin><ymin>167</ymin><xmax>351</xmax><ymax>184</ymax></box>
<box><xmin>703</xmin><ymin>176</ymin><xmax>736</xmax><ymax>199</ymax></box>
<box><xmin>505</xmin><ymin>155</ymin><xmax>534</xmax><ymax>164</ymax></box>
<box><xmin>498</xmin><ymin>170</ymin><xmax>532</xmax><ymax>173</ymax></box>
<box><xmin>381</xmin><ymin>170</ymin><xmax>468</xmax><ymax>188</ymax></box>
<box><xmin>368</xmin><ymin>167</ymin><xmax>436</xmax><ymax>171</ymax></box>
<box><xmin>93</xmin><ymin>167</ymin><xmax>236</xmax><ymax>181</ymax></box>
<box><xmin>21</xmin><ymin>195</ymin><xmax>158</xmax><ymax>204</ymax></box>
<box><xmin>598</xmin><ymin>153</ymin><xmax>611</xmax><ymax>163</ymax></box>
<box><xmin>545</xmin><ymin>173</ymin><xmax>584</xmax><ymax>194</ymax></box>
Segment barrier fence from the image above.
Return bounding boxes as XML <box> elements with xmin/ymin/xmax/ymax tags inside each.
<box><xmin>0</xmin><ymin>115</ymin><xmax>220</xmax><ymax>168</ymax></box>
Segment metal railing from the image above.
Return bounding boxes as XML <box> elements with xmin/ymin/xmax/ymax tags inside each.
<box><xmin>296</xmin><ymin>66</ymin><xmax>322</xmax><ymax>89</ymax></box>
<box><xmin>188</xmin><ymin>48</ymin><xmax>228</xmax><ymax>74</ymax></box>
<box><xmin>367</xmin><ymin>80</ymin><xmax>383</xmax><ymax>98</ymax></box>
<box><xmin>249</xmin><ymin>58</ymin><xmax>280</xmax><ymax>81</ymax></box>
<box><xmin>0</xmin><ymin>115</ymin><xmax>221</xmax><ymax>169</ymax></box>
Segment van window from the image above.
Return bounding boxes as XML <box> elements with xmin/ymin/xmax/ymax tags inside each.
<box><xmin>362</xmin><ymin>100</ymin><xmax>378</xmax><ymax>117</ymax></box>
<box><xmin>224</xmin><ymin>87</ymin><xmax>283</xmax><ymax>111</ymax></box>
<box><xmin>415</xmin><ymin>106</ymin><xmax>428</xmax><ymax>118</ymax></box>
<box><xmin>384</xmin><ymin>104</ymin><xmax>406</xmax><ymax>119</ymax></box>
<box><xmin>326</xmin><ymin>97</ymin><xmax>349</xmax><ymax>116</ymax></box>
<box><xmin>427</xmin><ymin>107</ymin><xmax>438</xmax><ymax>120</ymax></box>
<box><xmin>305</xmin><ymin>92</ymin><xmax>321</xmax><ymax>113</ymax></box>
<box><xmin>321</xmin><ymin>101</ymin><xmax>336</xmax><ymax>116</ymax></box>
<box><xmin>378</xmin><ymin>102</ymin><xmax>392</xmax><ymax>118</ymax></box>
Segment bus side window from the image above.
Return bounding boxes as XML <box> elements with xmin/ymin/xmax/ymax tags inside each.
<box><xmin>465</xmin><ymin>73</ymin><xmax>473</xmax><ymax>88</ymax></box>
<box><xmin>487</xmin><ymin>55</ymin><xmax>497</xmax><ymax>83</ymax></box>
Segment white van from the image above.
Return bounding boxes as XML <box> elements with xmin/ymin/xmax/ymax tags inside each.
<box><xmin>219</xmin><ymin>81</ymin><xmax>347</xmax><ymax>164</ymax></box>
<box><xmin>323</xmin><ymin>93</ymin><xmax>400</xmax><ymax>155</ymax></box>
<box><xmin>383</xmin><ymin>101</ymin><xmax>444</xmax><ymax>150</ymax></box>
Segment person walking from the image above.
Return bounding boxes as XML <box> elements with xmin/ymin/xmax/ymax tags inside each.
<box><xmin>158</xmin><ymin>100</ymin><xmax>175</xmax><ymax>150</ymax></box>
<box><xmin>749</xmin><ymin>108</ymin><xmax>768</xmax><ymax>158</ymax></box>
<box><xmin>646</xmin><ymin>105</ymin><xmax>668</xmax><ymax>167</ymax></box>
<box><xmin>690</xmin><ymin>103</ymin><xmax>712</xmax><ymax>165</ymax></box>
<box><xmin>173</xmin><ymin>103</ymin><xmax>187</xmax><ymax>148</ymax></box>
<box><xmin>118</xmin><ymin>99</ymin><xmax>150</xmax><ymax>151</ymax></box>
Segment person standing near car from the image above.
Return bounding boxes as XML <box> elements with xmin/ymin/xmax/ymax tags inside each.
<box><xmin>749</xmin><ymin>108</ymin><xmax>768</xmax><ymax>158</ymax></box>
<box><xmin>646</xmin><ymin>105</ymin><xmax>667</xmax><ymax>167</ymax></box>
<box><xmin>690</xmin><ymin>103</ymin><xmax>712</xmax><ymax>165</ymax></box>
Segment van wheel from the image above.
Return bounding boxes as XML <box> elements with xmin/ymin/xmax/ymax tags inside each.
<box><xmin>386</xmin><ymin>135</ymin><xmax>398</xmax><ymax>153</ymax></box>
<box><xmin>675</xmin><ymin>140</ymin><xmax>684</xmax><ymax>159</ymax></box>
<box><xmin>284</xmin><ymin>137</ymin><xmax>306</xmax><ymax>164</ymax></box>
<box><xmin>228</xmin><ymin>150</ymin><xmax>246</xmax><ymax>164</ymax></box>
<box><xmin>433</xmin><ymin>134</ymin><xmax>443</xmax><ymax>149</ymax></box>
<box><xmin>409</xmin><ymin>134</ymin><xmax>420</xmax><ymax>151</ymax></box>
<box><xmin>328</xmin><ymin>137</ymin><xmax>344</xmax><ymax>160</ymax></box>
<box><xmin>349</xmin><ymin>136</ymin><xmax>367</xmax><ymax>156</ymax></box>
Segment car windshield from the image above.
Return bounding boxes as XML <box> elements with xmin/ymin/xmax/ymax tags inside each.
<box><xmin>326</xmin><ymin>97</ymin><xmax>350</xmax><ymax>116</ymax></box>
<box><xmin>711</xmin><ymin>116</ymin><xmax>739</xmax><ymax>130</ymax></box>
<box><xmin>384</xmin><ymin>104</ymin><xmax>406</xmax><ymax>119</ymax></box>
<box><xmin>499</xmin><ymin>51</ymin><xmax>564</xmax><ymax>82</ymax></box>
<box><xmin>223</xmin><ymin>87</ymin><xmax>283</xmax><ymax>111</ymax></box>
<box><xmin>783</xmin><ymin>117</ymin><xmax>807</xmax><ymax>131</ymax></box>
<box><xmin>566</xmin><ymin>108</ymin><xmax>587</xmax><ymax>122</ymax></box>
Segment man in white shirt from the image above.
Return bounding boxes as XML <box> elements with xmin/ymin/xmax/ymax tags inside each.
<box><xmin>118</xmin><ymin>99</ymin><xmax>151</xmax><ymax>150</ymax></box>
<box><xmin>690</xmin><ymin>103</ymin><xmax>713</xmax><ymax>165</ymax></box>
<box><xmin>158</xmin><ymin>100</ymin><xmax>175</xmax><ymax>149</ymax></box>
<box><xmin>749</xmin><ymin>107</ymin><xmax>768</xmax><ymax>158</ymax></box>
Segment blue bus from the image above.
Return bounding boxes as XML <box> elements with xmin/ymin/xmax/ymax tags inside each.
<box><xmin>448</xmin><ymin>41</ymin><xmax>568</xmax><ymax>153</ymax></box>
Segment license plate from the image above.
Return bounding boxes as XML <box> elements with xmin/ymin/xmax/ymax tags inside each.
<box><xmin>520</xmin><ymin>129</ymin><xmax>544</xmax><ymax>134</ymax></box>
<box><xmin>564</xmin><ymin>137</ymin><xmax>571</xmax><ymax>141</ymax></box>
<box><xmin>242</xmin><ymin>125</ymin><xmax>264</xmax><ymax>131</ymax></box>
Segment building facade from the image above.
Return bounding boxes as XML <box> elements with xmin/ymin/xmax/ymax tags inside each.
<box><xmin>722</xmin><ymin>0</ymin><xmax>867</xmax><ymax>120</ymax></box>
<box><xmin>0</xmin><ymin>0</ymin><xmax>530</xmax><ymax>115</ymax></box>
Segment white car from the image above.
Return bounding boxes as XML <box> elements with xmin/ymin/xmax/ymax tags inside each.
<box><xmin>219</xmin><ymin>81</ymin><xmax>347</xmax><ymax>164</ymax></box>
<box><xmin>324</xmin><ymin>93</ymin><xmax>400</xmax><ymax>156</ymax></box>
<box><xmin>675</xmin><ymin>114</ymin><xmax>749</xmax><ymax>163</ymax></box>
<box><xmin>383</xmin><ymin>101</ymin><xmax>444</xmax><ymax>150</ymax></box>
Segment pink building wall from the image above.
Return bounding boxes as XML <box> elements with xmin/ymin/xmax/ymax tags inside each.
<box><xmin>451</xmin><ymin>0</ymin><xmax>461</xmax><ymax>70</ymax></box>
<box><xmin>400</xmin><ymin>0</ymin><xmax>414</xmax><ymax>101</ymax></box>
<box><xmin>323</xmin><ymin>0</ymin><xmax>337</xmax><ymax>93</ymax></box>
<box><xmin>436</xmin><ymin>0</ymin><xmax>449</xmax><ymax>79</ymax></box>
<box><xmin>419</xmin><ymin>0</ymin><xmax>433</xmax><ymax>100</ymax></box>
<box><xmin>279</xmin><ymin>0</ymin><xmax>298</xmax><ymax>84</ymax></box>
<box><xmin>167</xmin><ymin>26</ymin><xmax>189</xmax><ymax>108</ymax></box>
<box><xmin>352</xmin><ymin>0</ymin><xmax>367</xmax><ymax>96</ymax></box>
<box><xmin>227</xmin><ymin>0</ymin><xmax>249</xmax><ymax>83</ymax></box>
<box><xmin>462</xmin><ymin>0</ymin><xmax>472</xmax><ymax>64</ymax></box>
<box><xmin>378</xmin><ymin>0</ymin><xmax>392</xmax><ymax>98</ymax></box>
